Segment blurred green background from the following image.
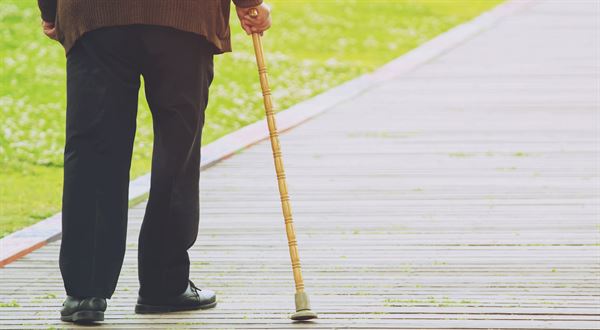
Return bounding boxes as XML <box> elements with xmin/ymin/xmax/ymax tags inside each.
<box><xmin>0</xmin><ymin>0</ymin><xmax>502</xmax><ymax>237</ymax></box>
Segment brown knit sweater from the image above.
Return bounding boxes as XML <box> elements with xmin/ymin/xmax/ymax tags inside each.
<box><xmin>37</xmin><ymin>0</ymin><xmax>263</xmax><ymax>54</ymax></box>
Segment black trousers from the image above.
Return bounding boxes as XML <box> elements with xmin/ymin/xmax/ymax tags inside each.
<box><xmin>59</xmin><ymin>25</ymin><xmax>214</xmax><ymax>299</ymax></box>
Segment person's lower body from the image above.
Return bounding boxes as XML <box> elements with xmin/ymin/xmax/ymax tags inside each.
<box><xmin>59</xmin><ymin>25</ymin><xmax>215</xmax><ymax>322</ymax></box>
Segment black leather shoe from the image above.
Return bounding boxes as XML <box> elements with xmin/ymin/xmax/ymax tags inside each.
<box><xmin>135</xmin><ymin>280</ymin><xmax>217</xmax><ymax>314</ymax></box>
<box><xmin>60</xmin><ymin>296</ymin><xmax>106</xmax><ymax>323</ymax></box>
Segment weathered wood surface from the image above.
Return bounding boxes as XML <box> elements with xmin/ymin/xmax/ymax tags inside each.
<box><xmin>1</xmin><ymin>0</ymin><xmax>599</xmax><ymax>329</ymax></box>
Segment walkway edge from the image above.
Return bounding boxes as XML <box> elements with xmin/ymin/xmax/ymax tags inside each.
<box><xmin>0</xmin><ymin>0</ymin><xmax>531</xmax><ymax>267</ymax></box>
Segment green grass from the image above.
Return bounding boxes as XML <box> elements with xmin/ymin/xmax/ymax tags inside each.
<box><xmin>384</xmin><ymin>296</ymin><xmax>480</xmax><ymax>307</ymax></box>
<box><xmin>0</xmin><ymin>300</ymin><xmax>20</xmax><ymax>307</ymax></box>
<box><xmin>0</xmin><ymin>0</ymin><xmax>503</xmax><ymax>237</ymax></box>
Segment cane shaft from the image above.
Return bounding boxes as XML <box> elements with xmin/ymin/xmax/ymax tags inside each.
<box><xmin>251</xmin><ymin>33</ymin><xmax>305</xmax><ymax>293</ymax></box>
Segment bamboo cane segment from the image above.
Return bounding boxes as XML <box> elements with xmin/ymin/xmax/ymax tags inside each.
<box><xmin>251</xmin><ymin>32</ymin><xmax>305</xmax><ymax>293</ymax></box>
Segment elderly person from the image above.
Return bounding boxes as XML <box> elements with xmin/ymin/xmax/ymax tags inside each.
<box><xmin>37</xmin><ymin>0</ymin><xmax>271</xmax><ymax>323</ymax></box>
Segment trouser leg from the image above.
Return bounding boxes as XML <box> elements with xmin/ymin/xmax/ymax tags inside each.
<box><xmin>59</xmin><ymin>27</ymin><xmax>141</xmax><ymax>298</ymax></box>
<box><xmin>137</xmin><ymin>26</ymin><xmax>214</xmax><ymax>299</ymax></box>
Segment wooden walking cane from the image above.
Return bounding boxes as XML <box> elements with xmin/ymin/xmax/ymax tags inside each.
<box><xmin>248</xmin><ymin>8</ymin><xmax>318</xmax><ymax>321</ymax></box>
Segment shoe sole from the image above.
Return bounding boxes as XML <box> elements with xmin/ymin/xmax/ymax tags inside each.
<box><xmin>135</xmin><ymin>301</ymin><xmax>217</xmax><ymax>314</ymax></box>
<box><xmin>61</xmin><ymin>310</ymin><xmax>104</xmax><ymax>323</ymax></box>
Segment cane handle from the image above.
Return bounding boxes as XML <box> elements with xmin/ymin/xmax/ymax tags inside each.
<box><xmin>249</xmin><ymin>7</ymin><xmax>259</xmax><ymax>18</ymax></box>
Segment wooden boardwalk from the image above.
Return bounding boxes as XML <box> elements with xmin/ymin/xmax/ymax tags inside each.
<box><xmin>1</xmin><ymin>1</ymin><xmax>599</xmax><ymax>328</ymax></box>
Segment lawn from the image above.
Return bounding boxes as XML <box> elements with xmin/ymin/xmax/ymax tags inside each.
<box><xmin>0</xmin><ymin>0</ymin><xmax>503</xmax><ymax>237</ymax></box>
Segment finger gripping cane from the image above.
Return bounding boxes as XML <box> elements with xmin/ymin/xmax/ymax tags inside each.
<box><xmin>248</xmin><ymin>8</ymin><xmax>318</xmax><ymax>321</ymax></box>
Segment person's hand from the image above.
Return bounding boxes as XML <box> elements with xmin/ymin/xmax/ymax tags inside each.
<box><xmin>42</xmin><ymin>20</ymin><xmax>58</xmax><ymax>40</ymax></box>
<box><xmin>236</xmin><ymin>3</ymin><xmax>271</xmax><ymax>35</ymax></box>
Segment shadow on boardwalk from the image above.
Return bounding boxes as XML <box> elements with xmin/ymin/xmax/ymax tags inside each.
<box><xmin>1</xmin><ymin>1</ymin><xmax>599</xmax><ymax>329</ymax></box>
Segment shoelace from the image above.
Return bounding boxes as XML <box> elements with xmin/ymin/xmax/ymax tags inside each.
<box><xmin>189</xmin><ymin>280</ymin><xmax>201</xmax><ymax>295</ymax></box>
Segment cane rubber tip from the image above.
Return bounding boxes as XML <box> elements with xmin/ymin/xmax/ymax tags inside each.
<box><xmin>291</xmin><ymin>292</ymin><xmax>317</xmax><ymax>321</ymax></box>
<box><xmin>291</xmin><ymin>309</ymin><xmax>318</xmax><ymax>321</ymax></box>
